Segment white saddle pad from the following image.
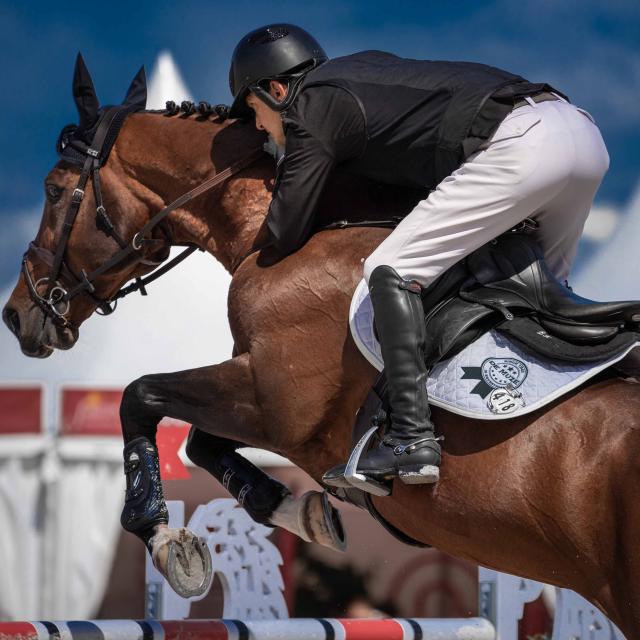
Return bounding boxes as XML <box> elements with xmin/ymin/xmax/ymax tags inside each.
<box><xmin>349</xmin><ymin>279</ymin><xmax>640</xmax><ymax>420</ymax></box>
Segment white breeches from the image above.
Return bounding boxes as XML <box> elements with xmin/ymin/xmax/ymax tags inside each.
<box><xmin>363</xmin><ymin>97</ymin><xmax>610</xmax><ymax>287</ymax></box>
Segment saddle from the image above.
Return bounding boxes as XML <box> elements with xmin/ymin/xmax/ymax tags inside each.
<box><xmin>329</xmin><ymin>226</ymin><xmax>640</xmax><ymax>543</ymax></box>
<box><xmin>422</xmin><ymin>227</ymin><xmax>640</xmax><ymax>367</ymax></box>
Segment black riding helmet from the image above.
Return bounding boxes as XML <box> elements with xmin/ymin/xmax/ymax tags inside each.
<box><xmin>229</xmin><ymin>24</ymin><xmax>328</xmax><ymax>119</ymax></box>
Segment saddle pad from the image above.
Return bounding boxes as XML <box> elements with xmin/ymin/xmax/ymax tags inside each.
<box><xmin>349</xmin><ymin>279</ymin><xmax>640</xmax><ymax>420</ymax></box>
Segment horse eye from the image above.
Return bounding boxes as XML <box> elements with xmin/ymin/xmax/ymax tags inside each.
<box><xmin>45</xmin><ymin>183</ymin><xmax>62</xmax><ymax>203</ymax></box>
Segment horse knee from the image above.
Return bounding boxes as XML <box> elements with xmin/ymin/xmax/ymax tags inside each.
<box><xmin>122</xmin><ymin>376</ymin><xmax>153</xmax><ymax>414</ymax></box>
<box><xmin>120</xmin><ymin>375</ymin><xmax>163</xmax><ymax>441</ymax></box>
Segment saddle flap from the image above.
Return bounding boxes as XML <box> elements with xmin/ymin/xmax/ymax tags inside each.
<box><xmin>424</xmin><ymin>296</ymin><xmax>499</xmax><ymax>367</ymax></box>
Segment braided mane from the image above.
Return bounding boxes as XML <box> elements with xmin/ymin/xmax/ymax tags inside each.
<box><xmin>147</xmin><ymin>100</ymin><xmax>232</xmax><ymax>122</ymax></box>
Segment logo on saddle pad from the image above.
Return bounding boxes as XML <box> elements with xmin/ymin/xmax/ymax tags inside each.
<box><xmin>461</xmin><ymin>358</ymin><xmax>528</xmax><ymax>415</ymax></box>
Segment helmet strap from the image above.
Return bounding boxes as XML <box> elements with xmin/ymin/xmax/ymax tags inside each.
<box><xmin>250</xmin><ymin>58</ymin><xmax>324</xmax><ymax>113</ymax></box>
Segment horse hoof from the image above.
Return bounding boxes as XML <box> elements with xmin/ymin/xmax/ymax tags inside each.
<box><xmin>299</xmin><ymin>490</ymin><xmax>348</xmax><ymax>553</ymax></box>
<box><xmin>151</xmin><ymin>527</ymin><xmax>213</xmax><ymax>598</ymax></box>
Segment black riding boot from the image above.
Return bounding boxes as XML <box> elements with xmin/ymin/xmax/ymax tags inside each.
<box><xmin>325</xmin><ymin>265</ymin><xmax>441</xmax><ymax>489</ymax></box>
<box><xmin>120</xmin><ymin>436</ymin><xmax>169</xmax><ymax>550</ymax></box>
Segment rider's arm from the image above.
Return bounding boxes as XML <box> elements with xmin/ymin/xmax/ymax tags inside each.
<box><xmin>266</xmin><ymin>86</ymin><xmax>365</xmax><ymax>256</ymax></box>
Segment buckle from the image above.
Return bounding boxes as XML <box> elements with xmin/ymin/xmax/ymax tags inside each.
<box><xmin>72</xmin><ymin>188</ymin><xmax>85</xmax><ymax>203</ymax></box>
<box><xmin>87</xmin><ymin>148</ymin><xmax>99</xmax><ymax>158</ymax></box>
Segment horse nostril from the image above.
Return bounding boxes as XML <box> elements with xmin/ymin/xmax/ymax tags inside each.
<box><xmin>2</xmin><ymin>306</ymin><xmax>21</xmax><ymax>337</ymax></box>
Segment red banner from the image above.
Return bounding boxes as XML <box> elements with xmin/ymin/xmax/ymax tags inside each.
<box><xmin>61</xmin><ymin>388</ymin><xmax>123</xmax><ymax>436</ymax></box>
<box><xmin>0</xmin><ymin>387</ymin><xmax>42</xmax><ymax>434</ymax></box>
<box><xmin>61</xmin><ymin>387</ymin><xmax>191</xmax><ymax>479</ymax></box>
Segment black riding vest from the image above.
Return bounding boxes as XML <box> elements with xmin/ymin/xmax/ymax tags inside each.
<box><xmin>300</xmin><ymin>51</ymin><xmax>560</xmax><ymax>189</ymax></box>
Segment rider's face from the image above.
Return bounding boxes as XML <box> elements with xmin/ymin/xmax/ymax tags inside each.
<box><xmin>246</xmin><ymin>80</ymin><xmax>287</xmax><ymax>147</ymax></box>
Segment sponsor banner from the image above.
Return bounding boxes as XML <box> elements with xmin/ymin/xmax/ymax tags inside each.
<box><xmin>60</xmin><ymin>387</ymin><xmax>190</xmax><ymax>479</ymax></box>
<box><xmin>0</xmin><ymin>386</ymin><xmax>42</xmax><ymax>434</ymax></box>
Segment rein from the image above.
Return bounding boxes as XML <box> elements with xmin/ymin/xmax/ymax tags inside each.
<box><xmin>22</xmin><ymin>105</ymin><xmax>263</xmax><ymax>328</ymax></box>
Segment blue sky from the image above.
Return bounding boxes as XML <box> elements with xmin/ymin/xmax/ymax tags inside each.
<box><xmin>1</xmin><ymin>0</ymin><xmax>639</xmax><ymax>283</ymax></box>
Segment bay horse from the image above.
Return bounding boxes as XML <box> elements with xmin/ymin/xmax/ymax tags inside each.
<box><xmin>3</xmin><ymin>62</ymin><xmax>640</xmax><ymax>637</ymax></box>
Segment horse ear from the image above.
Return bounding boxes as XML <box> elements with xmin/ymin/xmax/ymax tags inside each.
<box><xmin>123</xmin><ymin>66</ymin><xmax>147</xmax><ymax>109</ymax></box>
<box><xmin>72</xmin><ymin>53</ymin><xmax>100</xmax><ymax>130</ymax></box>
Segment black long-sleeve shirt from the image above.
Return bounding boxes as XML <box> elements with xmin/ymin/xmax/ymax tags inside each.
<box><xmin>267</xmin><ymin>85</ymin><xmax>365</xmax><ymax>253</ymax></box>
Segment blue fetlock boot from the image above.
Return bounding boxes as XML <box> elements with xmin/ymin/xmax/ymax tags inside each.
<box><xmin>120</xmin><ymin>436</ymin><xmax>169</xmax><ymax>549</ymax></box>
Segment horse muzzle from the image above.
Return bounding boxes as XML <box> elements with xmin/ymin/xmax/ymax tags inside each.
<box><xmin>2</xmin><ymin>301</ymin><xmax>77</xmax><ymax>357</ymax></box>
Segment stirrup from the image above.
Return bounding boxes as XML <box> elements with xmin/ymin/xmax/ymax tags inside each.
<box><xmin>344</xmin><ymin>426</ymin><xmax>392</xmax><ymax>497</ymax></box>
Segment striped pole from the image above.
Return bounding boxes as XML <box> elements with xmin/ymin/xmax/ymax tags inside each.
<box><xmin>0</xmin><ymin>618</ymin><xmax>495</xmax><ymax>640</ymax></box>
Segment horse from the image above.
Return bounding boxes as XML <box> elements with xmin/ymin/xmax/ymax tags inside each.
<box><xmin>3</xmin><ymin>61</ymin><xmax>640</xmax><ymax>637</ymax></box>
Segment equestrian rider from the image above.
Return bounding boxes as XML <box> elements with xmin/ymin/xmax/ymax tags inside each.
<box><xmin>228</xmin><ymin>24</ymin><xmax>610</xmax><ymax>490</ymax></box>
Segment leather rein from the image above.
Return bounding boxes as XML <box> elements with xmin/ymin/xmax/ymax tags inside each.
<box><xmin>22</xmin><ymin>105</ymin><xmax>264</xmax><ymax>329</ymax></box>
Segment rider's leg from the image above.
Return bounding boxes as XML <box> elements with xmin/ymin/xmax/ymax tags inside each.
<box><xmin>352</xmin><ymin>265</ymin><xmax>442</xmax><ymax>484</ymax></box>
<box><xmin>363</xmin><ymin>100</ymin><xmax>609</xmax><ymax>288</ymax></box>
<box><xmin>530</xmin><ymin>106</ymin><xmax>609</xmax><ymax>283</ymax></box>
<box><xmin>352</xmin><ymin>99</ymin><xmax>608</xmax><ymax>488</ymax></box>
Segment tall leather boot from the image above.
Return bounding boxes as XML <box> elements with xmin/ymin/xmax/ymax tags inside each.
<box><xmin>324</xmin><ymin>265</ymin><xmax>441</xmax><ymax>489</ymax></box>
<box><xmin>120</xmin><ymin>436</ymin><xmax>169</xmax><ymax>549</ymax></box>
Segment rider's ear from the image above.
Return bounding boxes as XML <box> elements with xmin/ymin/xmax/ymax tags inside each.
<box><xmin>72</xmin><ymin>53</ymin><xmax>100</xmax><ymax>130</ymax></box>
<box><xmin>269</xmin><ymin>80</ymin><xmax>287</xmax><ymax>102</ymax></box>
<box><xmin>123</xmin><ymin>66</ymin><xmax>147</xmax><ymax>110</ymax></box>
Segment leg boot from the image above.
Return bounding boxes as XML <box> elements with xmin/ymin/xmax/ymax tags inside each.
<box><xmin>324</xmin><ymin>265</ymin><xmax>441</xmax><ymax>490</ymax></box>
<box><xmin>120</xmin><ymin>436</ymin><xmax>169</xmax><ymax>549</ymax></box>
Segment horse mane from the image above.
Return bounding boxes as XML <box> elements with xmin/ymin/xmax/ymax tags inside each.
<box><xmin>147</xmin><ymin>100</ymin><xmax>233</xmax><ymax>123</ymax></box>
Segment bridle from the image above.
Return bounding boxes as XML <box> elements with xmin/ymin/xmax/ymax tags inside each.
<box><xmin>22</xmin><ymin>105</ymin><xmax>263</xmax><ymax>329</ymax></box>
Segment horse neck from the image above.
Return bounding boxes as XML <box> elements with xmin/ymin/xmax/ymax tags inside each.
<box><xmin>114</xmin><ymin>112</ymin><xmax>273</xmax><ymax>273</ymax></box>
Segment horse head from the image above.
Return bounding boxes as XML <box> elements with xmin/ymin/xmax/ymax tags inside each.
<box><xmin>1</xmin><ymin>55</ymin><xmax>171</xmax><ymax>356</ymax></box>
<box><xmin>2</xmin><ymin>54</ymin><xmax>270</xmax><ymax>358</ymax></box>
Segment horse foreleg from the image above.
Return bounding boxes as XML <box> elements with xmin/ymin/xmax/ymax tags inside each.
<box><xmin>119</xmin><ymin>353</ymin><xmax>345</xmax><ymax>593</ymax></box>
<box><xmin>185</xmin><ymin>428</ymin><xmax>346</xmax><ymax>552</ymax></box>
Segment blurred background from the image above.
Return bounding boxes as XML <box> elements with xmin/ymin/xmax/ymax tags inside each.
<box><xmin>0</xmin><ymin>0</ymin><xmax>637</xmax><ymax>636</ymax></box>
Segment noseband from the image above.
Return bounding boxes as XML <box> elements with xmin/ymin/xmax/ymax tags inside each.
<box><xmin>23</xmin><ymin>105</ymin><xmax>263</xmax><ymax>329</ymax></box>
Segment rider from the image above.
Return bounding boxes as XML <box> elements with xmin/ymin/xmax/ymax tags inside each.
<box><xmin>228</xmin><ymin>24</ymin><xmax>610</xmax><ymax>489</ymax></box>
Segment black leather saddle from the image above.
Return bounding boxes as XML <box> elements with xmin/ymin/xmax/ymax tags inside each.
<box><xmin>421</xmin><ymin>229</ymin><xmax>640</xmax><ymax>365</ymax></box>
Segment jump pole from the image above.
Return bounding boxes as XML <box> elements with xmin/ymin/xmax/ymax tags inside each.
<box><xmin>0</xmin><ymin>618</ymin><xmax>495</xmax><ymax>640</ymax></box>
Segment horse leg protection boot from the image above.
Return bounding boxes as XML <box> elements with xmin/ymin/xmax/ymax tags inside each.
<box><xmin>185</xmin><ymin>427</ymin><xmax>291</xmax><ymax>526</ymax></box>
<box><xmin>120</xmin><ymin>436</ymin><xmax>169</xmax><ymax>549</ymax></box>
<box><xmin>355</xmin><ymin>265</ymin><xmax>441</xmax><ymax>484</ymax></box>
